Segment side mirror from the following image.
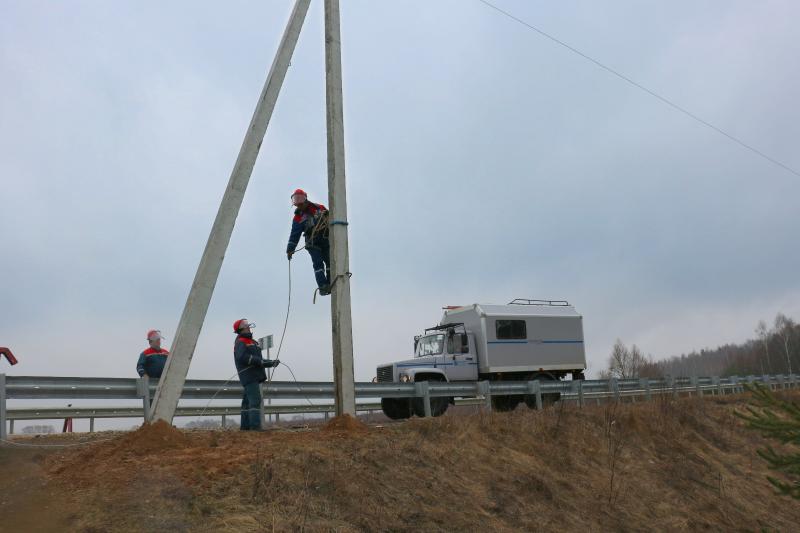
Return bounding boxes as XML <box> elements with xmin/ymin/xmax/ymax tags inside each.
<box><xmin>413</xmin><ymin>335</ymin><xmax>420</xmax><ymax>352</ymax></box>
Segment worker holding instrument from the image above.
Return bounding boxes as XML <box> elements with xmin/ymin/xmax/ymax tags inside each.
<box><xmin>233</xmin><ymin>318</ymin><xmax>279</xmax><ymax>431</ymax></box>
<box><xmin>286</xmin><ymin>188</ymin><xmax>331</xmax><ymax>296</ymax></box>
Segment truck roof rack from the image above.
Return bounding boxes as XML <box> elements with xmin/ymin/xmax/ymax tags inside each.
<box><xmin>425</xmin><ymin>322</ymin><xmax>465</xmax><ymax>333</ymax></box>
<box><xmin>508</xmin><ymin>298</ymin><xmax>570</xmax><ymax>306</ymax></box>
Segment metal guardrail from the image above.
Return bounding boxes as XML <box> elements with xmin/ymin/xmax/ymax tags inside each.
<box><xmin>1</xmin><ymin>373</ymin><xmax>797</xmax><ymax>437</ymax></box>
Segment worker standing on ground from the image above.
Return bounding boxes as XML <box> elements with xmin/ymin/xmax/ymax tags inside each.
<box><xmin>286</xmin><ymin>188</ymin><xmax>331</xmax><ymax>296</ymax></box>
<box><xmin>136</xmin><ymin>330</ymin><xmax>169</xmax><ymax>379</ymax></box>
<box><xmin>233</xmin><ymin>318</ymin><xmax>279</xmax><ymax>431</ymax></box>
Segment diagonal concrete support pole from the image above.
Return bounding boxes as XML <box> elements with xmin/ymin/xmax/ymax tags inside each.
<box><xmin>152</xmin><ymin>0</ymin><xmax>311</xmax><ymax>424</ymax></box>
<box><xmin>325</xmin><ymin>0</ymin><xmax>356</xmax><ymax>417</ymax></box>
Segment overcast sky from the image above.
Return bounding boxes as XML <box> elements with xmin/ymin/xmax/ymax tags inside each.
<box><xmin>2</xmin><ymin>0</ymin><xmax>799</xmax><ymax>388</ymax></box>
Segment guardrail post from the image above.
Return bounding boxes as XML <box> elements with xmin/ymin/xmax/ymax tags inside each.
<box><xmin>729</xmin><ymin>376</ymin><xmax>738</xmax><ymax>394</ymax></box>
<box><xmin>221</xmin><ymin>414</ymin><xmax>227</xmax><ymax>428</ymax></box>
<box><xmin>791</xmin><ymin>374</ymin><xmax>798</xmax><ymax>390</ymax></box>
<box><xmin>712</xmin><ymin>376</ymin><xmax>721</xmax><ymax>396</ymax></box>
<box><xmin>415</xmin><ymin>381</ymin><xmax>432</xmax><ymax>417</ymax></box>
<box><xmin>479</xmin><ymin>381</ymin><xmax>492</xmax><ymax>411</ymax></box>
<box><xmin>9</xmin><ymin>420</ymin><xmax>13</xmax><ymax>435</ymax></box>
<box><xmin>778</xmin><ymin>374</ymin><xmax>786</xmax><ymax>390</ymax></box>
<box><xmin>0</xmin><ymin>374</ymin><xmax>7</xmax><ymax>441</ymax></box>
<box><xmin>526</xmin><ymin>380</ymin><xmax>542</xmax><ymax>410</ymax></box>
<box><xmin>137</xmin><ymin>376</ymin><xmax>152</xmax><ymax>423</ymax></box>
<box><xmin>640</xmin><ymin>378</ymin><xmax>651</xmax><ymax>402</ymax></box>
<box><xmin>691</xmin><ymin>376</ymin><xmax>699</xmax><ymax>396</ymax></box>
<box><xmin>610</xmin><ymin>378</ymin><xmax>620</xmax><ymax>403</ymax></box>
<box><xmin>577</xmin><ymin>380</ymin><xmax>584</xmax><ymax>408</ymax></box>
<box><xmin>260</xmin><ymin>384</ymin><xmax>267</xmax><ymax>428</ymax></box>
<box><xmin>669</xmin><ymin>376</ymin><xmax>677</xmax><ymax>398</ymax></box>
<box><xmin>90</xmin><ymin>417</ymin><xmax>95</xmax><ymax>432</ymax></box>
<box><xmin>324</xmin><ymin>411</ymin><xmax>330</xmax><ymax>420</ymax></box>
<box><xmin>762</xmin><ymin>375</ymin><xmax>771</xmax><ymax>391</ymax></box>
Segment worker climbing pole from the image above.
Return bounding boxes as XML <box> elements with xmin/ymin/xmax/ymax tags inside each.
<box><xmin>286</xmin><ymin>188</ymin><xmax>332</xmax><ymax>297</ymax></box>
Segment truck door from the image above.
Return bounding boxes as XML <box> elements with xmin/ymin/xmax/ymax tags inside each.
<box><xmin>446</xmin><ymin>333</ymin><xmax>478</xmax><ymax>381</ymax></box>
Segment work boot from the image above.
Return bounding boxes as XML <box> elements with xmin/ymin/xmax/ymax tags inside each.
<box><xmin>318</xmin><ymin>285</ymin><xmax>331</xmax><ymax>296</ymax></box>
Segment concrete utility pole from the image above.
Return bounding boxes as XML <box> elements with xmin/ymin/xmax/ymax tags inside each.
<box><xmin>324</xmin><ymin>0</ymin><xmax>357</xmax><ymax>416</ymax></box>
<box><xmin>151</xmin><ymin>0</ymin><xmax>311</xmax><ymax>424</ymax></box>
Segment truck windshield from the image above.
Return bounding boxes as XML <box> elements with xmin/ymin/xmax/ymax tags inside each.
<box><xmin>417</xmin><ymin>334</ymin><xmax>445</xmax><ymax>356</ymax></box>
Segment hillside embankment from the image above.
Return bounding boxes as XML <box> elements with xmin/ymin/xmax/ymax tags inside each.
<box><xmin>2</xmin><ymin>393</ymin><xmax>799</xmax><ymax>532</ymax></box>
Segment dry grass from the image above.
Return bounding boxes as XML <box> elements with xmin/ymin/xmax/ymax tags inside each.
<box><xmin>30</xmin><ymin>394</ymin><xmax>800</xmax><ymax>531</ymax></box>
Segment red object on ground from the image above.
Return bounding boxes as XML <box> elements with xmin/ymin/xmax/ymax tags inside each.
<box><xmin>62</xmin><ymin>419</ymin><xmax>73</xmax><ymax>433</ymax></box>
<box><xmin>0</xmin><ymin>347</ymin><xmax>18</xmax><ymax>365</ymax></box>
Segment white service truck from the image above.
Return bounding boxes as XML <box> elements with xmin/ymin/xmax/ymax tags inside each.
<box><xmin>376</xmin><ymin>299</ymin><xmax>587</xmax><ymax>419</ymax></box>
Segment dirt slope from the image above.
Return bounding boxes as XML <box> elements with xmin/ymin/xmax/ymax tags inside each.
<box><xmin>5</xmin><ymin>395</ymin><xmax>798</xmax><ymax>532</ymax></box>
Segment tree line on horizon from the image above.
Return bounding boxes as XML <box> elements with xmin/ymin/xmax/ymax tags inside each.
<box><xmin>603</xmin><ymin>313</ymin><xmax>799</xmax><ymax>379</ymax></box>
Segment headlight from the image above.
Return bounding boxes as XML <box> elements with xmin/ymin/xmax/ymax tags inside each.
<box><xmin>400</xmin><ymin>374</ymin><xmax>410</xmax><ymax>383</ymax></box>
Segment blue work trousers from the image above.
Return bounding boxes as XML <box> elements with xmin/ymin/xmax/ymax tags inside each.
<box><xmin>307</xmin><ymin>240</ymin><xmax>330</xmax><ymax>290</ymax></box>
<box><xmin>240</xmin><ymin>382</ymin><xmax>263</xmax><ymax>431</ymax></box>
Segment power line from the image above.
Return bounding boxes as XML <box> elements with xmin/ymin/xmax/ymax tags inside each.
<box><xmin>477</xmin><ymin>0</ymin><xmax>800</xmax><ymax>178</ymax></box>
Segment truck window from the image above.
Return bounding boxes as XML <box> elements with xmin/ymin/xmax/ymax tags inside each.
<box><xmin>496</xmin><ymin>320</ymin><xmax>527</xmax><ymax>340</ymax></box>
<box><xmin>447</xmin><ymin>334</ymin><xmax>469</xmax><ymax>354</ymax></box>
<box><xmin>417</xmin><ymin>334</ymin><xmax>445</xmax><ymax>356</ymax></box>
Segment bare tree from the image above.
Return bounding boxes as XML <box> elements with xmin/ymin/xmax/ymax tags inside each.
<box><xmin>608</xmin><ymin>339</ymin><xmax>649</xmax><ymax>378</ymax></box>
<box><xmin>756</xmin><ymin>320</ymin><xmax>772</xmax><ymax>374</ymax></box>
<box><xmin>775</xmin><ymin>313</ymin><xmax>795</xmax><ymax>375</ymax></box>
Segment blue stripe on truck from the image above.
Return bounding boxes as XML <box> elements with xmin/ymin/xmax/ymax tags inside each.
<box><xmin>487</xmin><ymin>340</ymin><xmax>584</xmax><ymax>344</ymax></box>
<box><xmin>396</xmin><ymin>362</ymin><xmax>478</xmax><ymax>367</ymax></box>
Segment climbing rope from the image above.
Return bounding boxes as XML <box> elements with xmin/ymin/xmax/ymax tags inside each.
<box><xmin>11</xmin><ymin>236</ymin><xmax>339</xmax><ymax>440</ymax></box>
<box><xmin>197</xmin><ymin>255</ymin><xmax>315</xmax><ymax>420</ymax></box>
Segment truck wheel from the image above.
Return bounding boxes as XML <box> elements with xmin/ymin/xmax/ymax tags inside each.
<box><xmin>491</xmin><ymin>395</ymin><xmax>521</xmax><ymax>412</ymax></box>
<box><xmin>381</xmin><ymin>398</ymin><xmax>412</xmax><ymax>420</ymax></box>
<box><xmin>412</xmin><ymin>395</ymin><xmax>449</xmax><ymax>418</ymax></box>
<box><xmin>524</xmin><ymin>374</ymin><xmax>560</xmax><ymax>410</ymax></box>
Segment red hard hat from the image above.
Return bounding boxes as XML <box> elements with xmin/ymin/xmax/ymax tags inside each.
<box><xmin>233</xmin><ymin>318</ymin><xmax>255</xmax><ymax>333</ymax></box>
<box><xmin>291</xmin><ymin>188</ymin><xmax>308</xmax><ymax>206</ymax></box>
<box><xmin>146</xmin><ymin>329</ymin><xmax>164</xmax><ymax>341</ymax></box>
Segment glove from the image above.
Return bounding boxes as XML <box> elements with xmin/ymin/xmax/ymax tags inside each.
<box><xmin>287</xmin><ymin>251</ymin><xmax>293</xmax><ymax>261</ymax></box>
<box><xmin>262</xmin><ymin>359</ymin><xmax>280</xmax><ymax>369</ymax></box>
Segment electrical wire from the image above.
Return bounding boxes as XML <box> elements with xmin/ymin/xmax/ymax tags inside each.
<box><xmin>6</xmin><ymin>249</ymin><xmax>316</xmax><ymax>438</ymax></box>
<box><xmin>6</xmin><ymin>262</ymin><xmax>311</xmax><ymax>443</ymax></box>
<box><xmin>197</xmin><ymin>254</ymin><xmax>315</xmax><ymax>421</ymax></box>
<box><xmin>267</xmin><ymin>258</ymin><xmax>317</xmax><ymax>406</ymax></box>
<box><xmin>476</xmin><ymin>0</ymin><xmax>800</xmax><ymax>178</ymax></box>
<box><xmin>277</xmin><ymin>360</ymin><xmax>317</xmax><ymax>407</ymax></box>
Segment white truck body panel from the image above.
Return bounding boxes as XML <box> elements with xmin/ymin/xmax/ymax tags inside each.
<box><xmin>441</xmin><ymin>303</ymin><xmax>586</xmax><ymax>374</ymax></box>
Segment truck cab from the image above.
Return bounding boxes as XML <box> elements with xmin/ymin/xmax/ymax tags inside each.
<box><xmin>379</xmin><ymin>323</ymin><xmax>479</xmax><ymax>384</ymax></box>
